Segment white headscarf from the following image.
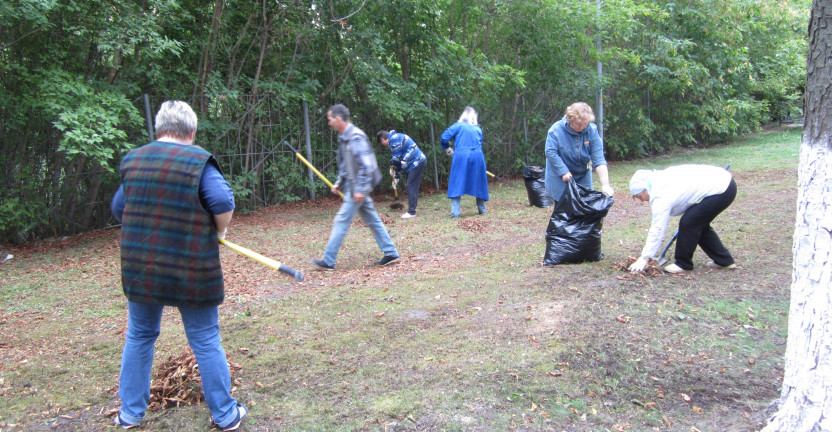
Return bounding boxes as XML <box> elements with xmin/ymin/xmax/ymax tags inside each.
<box><xmin>629</xmin><ymin>169</ymin><xmax>653</xmax><ymax>196</ymax></box>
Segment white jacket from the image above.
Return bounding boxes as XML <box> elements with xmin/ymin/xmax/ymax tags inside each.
<box><xmin>641</xmin><ymin>165</ymin><xmax>732</xmax><ymax>258</ymax></box>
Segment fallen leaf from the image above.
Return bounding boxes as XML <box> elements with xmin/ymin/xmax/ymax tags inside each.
<box><xmin>616</xmin><ymin>315</ymin><xmax>631</xmax><ymax>323</ymax></box>
<box><xmin>374</xmin><ymin>312</ymin><xmax>385</xmax><ymax>318</ymax></box>
<box><xmin>692</xmin><ymin>406</ymin><xmax>703</xmax><ymax>414</ymax></box>
<box><xmin>679</xmin><ymin>393</ymin><xmax>691</xmax><ymax>402</ymax></box>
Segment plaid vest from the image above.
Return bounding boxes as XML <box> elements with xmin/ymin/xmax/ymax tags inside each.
<box><xmin>118</xmin><ymin>141</ymin><xmax>224</xmax><ymax>307</ymax></box>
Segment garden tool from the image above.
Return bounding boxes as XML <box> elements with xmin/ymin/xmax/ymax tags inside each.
<box><xmin>656</xmin><ymin>230</ymin><xmax>678</xmax><ymax>266</ymax></box>
<box><xmin>219</xmin><ymin>238</ymin><xmax>304</xmax><ymax>281</ymax></box>
<box><xmin>282</xmin><ymin>142</ymin><xmax>345</xmax><ymax>199</ymax></box>
<box><xmin>389</xmin><ymin>166</ymin><xmax>404</xmax><ymax>210</ymax></box>
<box><xmin>486</xmin><ymin>170</ymin><xmax>507</xmax><ymax>182</ymax></box>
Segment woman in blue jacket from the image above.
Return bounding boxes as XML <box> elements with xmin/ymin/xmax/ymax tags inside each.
<box><xmin>544</xmin><ymin>102</ymin><xmax>614</xmax><ymax>203</ymax></box>
<box><xmin>441</xmin><ymin>106</ymin><xmax>489</xmax><ymax>218</ymax></box>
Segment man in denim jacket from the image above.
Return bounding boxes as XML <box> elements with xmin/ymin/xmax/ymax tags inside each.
<box><xmin>311</xmin><ymin>104</ymin><xmax>399</xmax><ymax>270</ymax></box>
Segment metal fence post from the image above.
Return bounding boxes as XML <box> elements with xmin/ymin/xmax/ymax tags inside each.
<box><xmin>143</xmin><ymin>94</ymin><xmax>154</xmax><ymax>141</ymax></box>
<box><xmin>303</xmin><ymin>100</ymin><xmax>315</xmax><ymax>200</ymax></box>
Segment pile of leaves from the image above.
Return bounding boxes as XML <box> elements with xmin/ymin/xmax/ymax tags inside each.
<box><xmin>457</xmin><ymin>219</ymin><xmax>489</xmax><ymax>232</ymax></box>
<box><xmin>612</xmin><ymin>257</ymin><xmax>665</xmax><ymax>279</ymax></box>
<box><xmin>147</xmin><ymin>348</ymin><xmax>243</xmax><ymax>411</ymax></box>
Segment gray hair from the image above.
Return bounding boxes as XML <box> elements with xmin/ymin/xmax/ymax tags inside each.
<box><xmin>457</xmin><ymin>106</ymin><xmax>478</xmax><ymax>125</ymax></box>
<box><xmin>328</xmin><ymin>104</ymin><xmax>350</xmax><ymax>123</ymax></box>
<box><xmin>155</xmin><ymin>100</ymin><xmax>198</xmax><ymax>139</ymax></box>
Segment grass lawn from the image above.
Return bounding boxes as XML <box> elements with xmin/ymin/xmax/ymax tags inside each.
<box><xmin>0</xmin><ymin>125</ymin><xmax>801</xmax><ymax>431</ymax></box>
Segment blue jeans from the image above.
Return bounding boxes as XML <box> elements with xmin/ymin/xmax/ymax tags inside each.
<box><xmin>404</xmin><ymin>163</ymin><xmax>426</xmax><ymax>215</ymax></box>
<box><xmin>322</xmin><ymin>192</ymin><xmax>398</xmax><ymax>265</ymax></box>
<box><xmin>450</xmin><ymin>197</ymin><xmax>487</xmax><ymax>218</ymax></box>
<box><xmin>117</xmin><ymin>302</ymin><xmax>240</xmax><ymax>428</ymax></box>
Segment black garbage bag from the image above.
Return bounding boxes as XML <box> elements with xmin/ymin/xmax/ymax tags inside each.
<box><xmin>543</xmin><ymin>179</ymin><xmax>614</xmax><ymax>265</ymax></box>
<box><xmin>522</xmin><ymin>166</ymin><xmax>553</xmax><ymax>207</ymax></box>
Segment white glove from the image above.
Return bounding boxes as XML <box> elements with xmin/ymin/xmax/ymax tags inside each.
<box><xmin>218</xmin><ymin>229</ymin><xmax>227</xmax><ymax>241</ymax></box>
<box><xmin>602</xmin><ymin>185</ymin><xmax>615</xmax><ymax>197</ymax></box>
<box><xmin>391</xmin><ymin>178</ymin><xmax>399</xmax><ymax>189</ymax></box>
<box><xmin>445</xmin><ymin>147</ymin><xmax>454</xmax><ymax>156</ymax></box>
<box><xmin>629</xmin><ymin>256</ymin><xmax>648</xmax><ymax>272</ymax></box>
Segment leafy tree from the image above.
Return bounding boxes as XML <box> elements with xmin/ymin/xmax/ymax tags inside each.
<box><xmin>0</xmin><ymin>0</ymin><xmax>812</xmax><ymax>242</ymax></box>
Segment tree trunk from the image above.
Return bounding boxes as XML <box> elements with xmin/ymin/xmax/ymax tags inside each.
<box><xmin>226</xmin><ymin>13</ymin><xmax>255</xmax><ymax>89</ymax></box>
<box><xmin>243</xmin><ymin>0</ymin><xmax>272</xmax><ymax>205</ymax></box>
<box><xmin>194</xmin><ymin>0</ymin><xmax>225</xmax><ymax>106</ymax></box>
<box><xmin>762</xmin><ymin>1</ymin><xmax>832</xmax><ymax>431</ymax></box>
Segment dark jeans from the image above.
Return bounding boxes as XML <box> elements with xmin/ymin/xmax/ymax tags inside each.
<box><xmin>405</xmin><ymin>163</ymin><xmax>426</xmax><ymax>214</ymax></box>
<box><xmin>674</xmin><ymin>179</ymin><xmax>737</xmax><ymax>270</ymax></box>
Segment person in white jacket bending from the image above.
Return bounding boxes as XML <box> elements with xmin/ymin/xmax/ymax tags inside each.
<box><xmin>628</xmin><ymin>165</ymin><xmax>737</xmax><ymax>274</ymax></box>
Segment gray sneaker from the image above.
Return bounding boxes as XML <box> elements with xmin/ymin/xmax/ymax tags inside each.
<box><xmin>706</xmin><ymin>261</ymin><xmax>737</xmax><ymax>269</ymax></box>
<box><xmin>310</xmin><ymin>259</ymin><xmax>335</xmax><ymax>271</ymax></box>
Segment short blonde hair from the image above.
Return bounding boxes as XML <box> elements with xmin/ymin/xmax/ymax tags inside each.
<box><xmin>565</xmin><ymin>102</ymin><xmax>595</xmax><ymax>123</ymax></box>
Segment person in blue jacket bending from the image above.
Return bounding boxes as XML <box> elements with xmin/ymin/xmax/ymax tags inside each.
<box><xmin>440</xmin><ymin>106</ymin><xmax>489</xmax><ymax>218</ymax></box>
<box><xmin>544</xmin><ymin>102</ymin><xmax>614</xmax><ymax>204</ymax></box>
<box><xmin>377</xmin><ymin>129</ymin><xmax>427</xmax><ymax>219</ymax></box>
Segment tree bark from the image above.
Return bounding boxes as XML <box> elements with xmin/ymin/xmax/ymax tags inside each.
<box><xmin>762</xmin><ymin>1</ymin><xmax>832</xmax><ymax>431</ymax></box>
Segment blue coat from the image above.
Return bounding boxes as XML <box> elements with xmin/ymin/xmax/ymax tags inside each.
<box><xmin>544</xmin><ymin>117</ymin><xmax>607</xmax><ymax>201</ymax></box>
<box><xmin>441</xmin><ymin>121</ymin><xmax>489</xmax><ymax>200</ymax></box>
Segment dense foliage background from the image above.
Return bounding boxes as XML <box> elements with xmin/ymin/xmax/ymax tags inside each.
<box><xmin>0</xmin><ymin>0</ymin><xmax>809</xmax><ymax>243</ymax></box>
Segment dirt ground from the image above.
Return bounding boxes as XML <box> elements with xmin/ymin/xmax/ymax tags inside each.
<box><xmin>0</xmin><ymin>158</ymin><xmax>796</xmax><ymax>431</ymax></box>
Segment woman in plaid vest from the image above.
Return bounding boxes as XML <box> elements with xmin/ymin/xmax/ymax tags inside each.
<box><xmin>110</xmin><ymin>101</ymin><xmax>247</xmax><ymax>431</ymax></box>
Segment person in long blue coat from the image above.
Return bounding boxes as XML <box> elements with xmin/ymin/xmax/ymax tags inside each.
<box><xmin>441</xmin><ymin>106</ymin><xmax>489</xmax><ymax>218</ymax></box>
<box><xmin>544</xmin><ymin>102</ymin><xmax>614</xmax><ymax>204</ymax></box>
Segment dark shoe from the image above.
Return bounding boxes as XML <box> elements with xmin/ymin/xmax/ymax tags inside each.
<box><xmin>114</xmin><ymin>413</ymin><xmax>139</xmax><ymax>430</ymax></box>
<box><xmin>220</xmin><ymin>404</ymin><xmax>248</xmax><ymax>431</ymax></box>
<box><xmin>310</xmin><ymin>259</ymin><xmax>335</xmax><ymax>271</ymax></box>
<box><xmin>375</xmin><ymin>255</ymin><xmax>400</xmax><ymax>266</ymax></box>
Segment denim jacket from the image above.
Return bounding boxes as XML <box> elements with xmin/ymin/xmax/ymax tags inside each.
<box><xmin>335</xmin><ymin>123</ymin><xmax>382</xmax><ymax>196</ymax></box>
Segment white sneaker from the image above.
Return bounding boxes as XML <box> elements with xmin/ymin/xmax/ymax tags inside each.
<box><xmin>400</xmin><ymin>212</ymin><xmax>416</xmax><ymax>219</ymax></box>
<box><xmin>663</xmin><ymin>264</ymin><xmax>686</xmax><ymax>274</ymax></box>
<box><xmin>706</xmin><ymin>261</ymin><xmax>737</xmax><ymax>269</ymax></box>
